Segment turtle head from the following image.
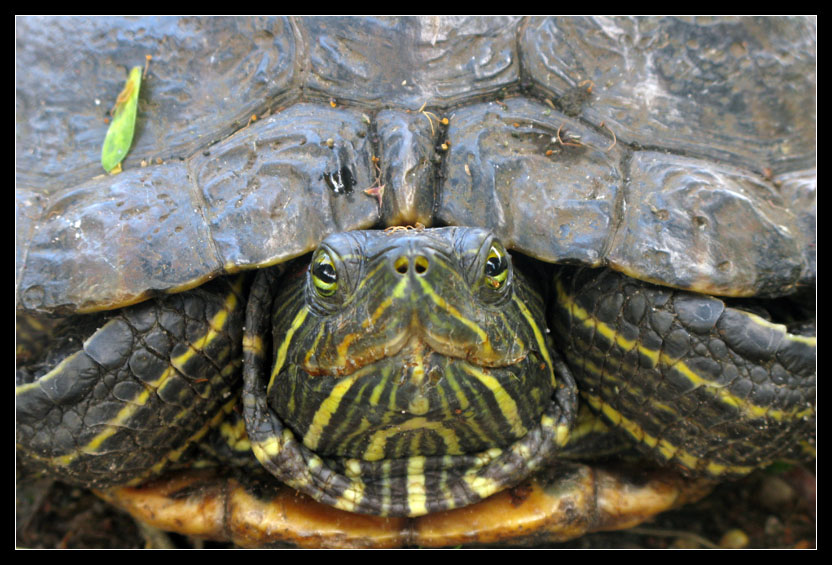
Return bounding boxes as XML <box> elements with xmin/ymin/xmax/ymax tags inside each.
<box><xmin>244</xmin><ymin>227</ymin><xmax>575</xmax><ymax>516</ymax></box>
<box><xmin>270</xmin><ymin>227</ymin><xmax>555</xmax><ymax>459</ymax></box>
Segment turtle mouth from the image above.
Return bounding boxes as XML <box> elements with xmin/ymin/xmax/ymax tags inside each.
<box><xmin>271</xmin><ymin>333</ymin><xmax>554</xmax><ymax>463</ymax></box>
<box><xmin>299</xmin><ymin>313</ymin><xmax>530</xmax><ymax>378</ymax></box>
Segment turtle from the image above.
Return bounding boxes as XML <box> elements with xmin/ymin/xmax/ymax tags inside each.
<box><xmin>15</xmin><ymin>16</ymin><xmax>816</xmax><ymax>548</ymax></box>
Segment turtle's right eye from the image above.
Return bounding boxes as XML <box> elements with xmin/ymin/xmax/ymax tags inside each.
<box><xmin>311</xmin><ymin>251</ymin><xmax>338</xmax><ymax>297</ymax></box>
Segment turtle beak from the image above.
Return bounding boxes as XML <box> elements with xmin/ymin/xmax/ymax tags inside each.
<box><xmin>383</xmin><ymin>241</ymin><xmax>490</xmax><ymax>361</ymax></box>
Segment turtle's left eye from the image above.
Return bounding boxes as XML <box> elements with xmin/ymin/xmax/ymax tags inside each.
<box><xmin>311</xmin><ymin>251</ymin><xmax>338</xmax><ymax>297</ymax></box>
<box><xmin>484</xmin><ymin>244</ymin><xmax>509</xmax><ymax>289</ymax></box>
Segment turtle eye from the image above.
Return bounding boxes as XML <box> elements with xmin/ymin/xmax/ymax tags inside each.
<box><xmin>484</xmin><ymin>243</ymin><xmax>509</xmax><ymax>289</ymax></box>
<box><xmin>311</xmin><ymin>250</ymin><xmax>338</xmax><ymax>297</ymax></box>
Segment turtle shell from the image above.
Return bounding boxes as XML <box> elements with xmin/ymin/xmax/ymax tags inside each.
<box><xmin>16</xmin><ymin>16</ymin><xmax>816</xmax><ymax>548</ymax></box>
<box><xmin>16</xmin><ymin>16</ymin><xmax>815</xmax><ymax>316</ymax></box>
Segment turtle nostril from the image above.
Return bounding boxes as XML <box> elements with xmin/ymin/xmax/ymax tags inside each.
<box><xmin>394</xmin><ymin>257</ymin><xmax>409</xmax><ymax>274</ymax></box>
<box><xmin>393</xmin><ymin>255</ymin><xmax>429</xmax><ymax>275</ymax></box>
<box><xmin>414</xmin><ymin>256</ymin><xmax>429</xmax><ymax>275</ymax></box>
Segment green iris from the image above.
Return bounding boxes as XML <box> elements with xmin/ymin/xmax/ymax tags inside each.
<box><xmin>311</xmin><ymin>251</ymin><xmax>338</xmax><ymax>296</ymax></box>
<box><xmin>484</xmin><ymin>244</ymin><xmax>508</xmax><ymax>288</ymax></box>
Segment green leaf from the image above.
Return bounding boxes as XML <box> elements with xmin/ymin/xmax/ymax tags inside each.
<box><xmin>101</xmin><ymin>66</ymin><xmax>142</xmax><ymax>173</ymax></box>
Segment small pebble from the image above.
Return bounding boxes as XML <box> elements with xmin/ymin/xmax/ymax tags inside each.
<box><xmin>719</xmin><ymin>528</ymin><xmax>749</xmax><ymax>549</ymax></box>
